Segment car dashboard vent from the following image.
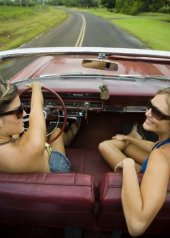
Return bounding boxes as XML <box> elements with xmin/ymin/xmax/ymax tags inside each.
<box><xmin>22</xmin><ymin>91</ymin><xmax>101</xmax><ymax>100</ymax></box>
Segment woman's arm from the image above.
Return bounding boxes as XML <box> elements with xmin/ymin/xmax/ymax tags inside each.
<box><xmin>21</xmin><ymin>82</ymin><xmax>46</xmax><ymax>145</ymax></box>
<box><xmin>28</xmin><ymin>82</ymin><xmax>46</xmax><ymax>141</ymax></box>
<box><xmin>15</xmin><ymin>83</ymin><xmax>49</xmax><ymax>172</ymax></box>
<box><xmin>113</xmin><ymin>134</ymin><xmax>154</xmax><ymax>152</ymax></box>
<box><xmin>121</xmin><ymin>149</ymin><xmax>169</xmax><ymax>236</ymax></box>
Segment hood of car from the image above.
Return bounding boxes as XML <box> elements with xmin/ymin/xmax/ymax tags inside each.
<box><xmin>9</xmin><ymin>54</ymin><xmax>170</xmax><ymax>80</ymax></box>
<box><xmin>1</xmin><ymin>47</ymin><xmax>170</xmax><ymax>97</ymax></box>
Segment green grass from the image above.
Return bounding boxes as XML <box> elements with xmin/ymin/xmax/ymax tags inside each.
<box><xmin>75</xmin><ymin>8</ymin><xmax>170</xmax><ymax>50</ymax></box>
<box><xmin>0</xmin><ymin>6</ymin><xmax>68</xmax><ymax>50</ymax></box>
<box><xmin>0</xmin><ymin>6</ymin><xmax>39</xmax><ymax>20</ymax></box>
<box><xmin>112</xmin><ymin>16</ymin><xmax>170</xmax><ymax>50</ymax></box>
<box><xmin>1</xmin><ymin>6</ymin><xmax>170</xmax><ymax>51</ymax></box>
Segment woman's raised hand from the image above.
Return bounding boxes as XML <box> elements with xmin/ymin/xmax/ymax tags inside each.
<box><xmin>25</xmin><ymin>82</ymin><xmax>43</xmax><ymax>89</ymax></box>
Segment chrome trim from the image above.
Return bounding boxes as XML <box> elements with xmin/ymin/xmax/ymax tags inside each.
<box><xmin>0</xmin><ymin>47</ymin><xmax>170</xmax><ymax>59</ymax></box>
<box><xmin>125</xmin><ymin>106</ymin><xmax>146</xmax><ymax>113</ymax></box>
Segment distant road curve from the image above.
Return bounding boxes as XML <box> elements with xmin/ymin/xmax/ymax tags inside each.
<box><xmin>1</xmin><ymin>9</ymin><xmax>147</xmax><ymax>80</ymax></box>
<box><xmin>22</xmin><ymin>8</ymin><xmax>146</xmax><ymax>49</ymax></box>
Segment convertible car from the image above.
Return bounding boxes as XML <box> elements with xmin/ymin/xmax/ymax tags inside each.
<box><xmin>0</xmin><ymin>47</ymin><xmax>170</xmax><ymax>238</ymax></box>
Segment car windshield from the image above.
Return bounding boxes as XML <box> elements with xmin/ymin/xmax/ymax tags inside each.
<box><xmin>0</xmin><ymin>49</ymin><xmax>170</xmax><ymax>81</ymax></box>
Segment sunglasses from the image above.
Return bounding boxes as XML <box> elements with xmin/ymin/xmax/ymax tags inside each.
<box><xmin>146</xmin><ymin>100</ymin><xmax>170</xmax><ymax>121</ymax></box>
<box><xmin>0</xmin><ymin>104</ymin><xmax>24</xmax><ymax>119</ymax></box>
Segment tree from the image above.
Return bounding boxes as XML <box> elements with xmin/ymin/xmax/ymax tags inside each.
<box><xmin>101</xmin><ymin>0</ymin><xmax>116</xmax><ymax>9</ymax></box>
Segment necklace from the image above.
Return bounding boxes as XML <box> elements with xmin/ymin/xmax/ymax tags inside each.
<box><xmin>0</xmin><ymin>137</ymin><xmax>16</xmax><ymax>146</ymax></box>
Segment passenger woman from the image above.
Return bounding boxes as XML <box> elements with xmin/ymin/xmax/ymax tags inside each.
<box><xmin>98</xmin><ymin>87</ymin><xmax>170</xmax><ymax>236</ymax></box>
<box><xmin>0</xmin><ymin>81</ymin><xmax>77</xmax><ymax>173</ymax></box>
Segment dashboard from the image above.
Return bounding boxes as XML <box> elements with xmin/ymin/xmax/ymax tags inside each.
<box><xmin>21</xmin><ymin>91</ymin><xmax>147</xmax><ymax>120</ymax></box>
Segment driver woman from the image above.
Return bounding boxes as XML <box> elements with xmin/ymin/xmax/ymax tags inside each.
<box><xmin>0</xmin><ymin>81</ymin><xmax>75</xmax><ymax>173</ymax></box>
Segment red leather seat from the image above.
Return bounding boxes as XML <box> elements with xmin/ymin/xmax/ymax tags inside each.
<box><xmin>67</xmin><ymin>148</ymin><xmax>112</xmax><ymax>187</ymax></box>
<box><xmin>0</xmin><ymin>173</ymin><xmax>95</xmax><ymax>229</ymax></box>
<box><xmin>1</xmin><ymin>148</ymin><xmax>170</xmax><ymax>235</ymax></box>
<box><xmin>0</xmin><ymin>148</ymin><xmax>111</xmax><ymax>230</ymax></box>
<box><xmin>98</xmin><ymin>172</ymin><xmax>170</xmax><ymax>235</ymax></box>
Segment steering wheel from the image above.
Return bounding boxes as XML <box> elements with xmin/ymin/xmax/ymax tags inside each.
<box><xmin>20</xmin><ymin>86</ymin><xmax>67</xmax><ymax>143</ymax></box>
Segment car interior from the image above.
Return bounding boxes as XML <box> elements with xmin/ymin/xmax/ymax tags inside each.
<box><xmin>0</xmin><ymin>85</ymin><xmax>170</xmax><ymax>238</ymax></box>
<box><xmin>0</xmin><ymin>50</ymin><xmax>170</xmax><ymax>237</ymax></box>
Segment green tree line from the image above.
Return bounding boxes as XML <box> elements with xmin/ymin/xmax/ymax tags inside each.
<box><xmin>0</xmin><ymin>0</ymin><xmax>170</xmax><ymax>14</ymax></box>
<box><xmin>114</xmin><ymin>0</ymin><xmax>170</xmax><ymax>14</ymax></box>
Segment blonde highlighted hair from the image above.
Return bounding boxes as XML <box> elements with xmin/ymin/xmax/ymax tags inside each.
<box><xmin>0</xmin><ymin>81</ymin><xmax>18</xmax><ymax>113</ymax></box>
<box><xmin>156</xmin><ymin>87</ymin><xmax>170</xmax><ymax>114</ymax></box>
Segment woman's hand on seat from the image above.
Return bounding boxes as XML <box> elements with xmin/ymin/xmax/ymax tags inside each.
<box><xmin>114</xmin><ymin>158</ymin><xmax>135</xmax><ymax>172</ymax></box>
<box><xmin>114</xmin><ymin>160</ymin><xmax>124</xmax><ymax>172</ymax></box>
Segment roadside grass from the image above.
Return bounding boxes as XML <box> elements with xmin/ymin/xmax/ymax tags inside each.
<box><xmin>0</xmin><ymin>5</ymin><xmax>68</xmax><ymax>50</ymax></box>
<box><xmin>1</xmin><ymin>6</ymin><xmax>170</xmax><ymax>51</ymax></box>
<box><xmin>111</xmin><ymin>15</ymin><xmax>170</xmax><ymax>50</ymax></box>
<box><xmin>75</xmin><ymin>8</ymin><xmax>170</xmax><ymax>51</ymax></box>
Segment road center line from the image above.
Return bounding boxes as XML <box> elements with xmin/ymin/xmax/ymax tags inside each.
<box><xmin>75</xmin><ymin>13</ymin><xmax>86</xmax><ymax>47</ymax></box>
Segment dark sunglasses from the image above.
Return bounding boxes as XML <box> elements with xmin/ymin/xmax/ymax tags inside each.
<box><xmin>0</xmin><ymin>104</ymin><xmax>24</xmax><ymax>119</ymax></box>
<box><xmin>146</xmin><ymin>100</ymin><xmax>170</xmax><ymax>121</ymax></box>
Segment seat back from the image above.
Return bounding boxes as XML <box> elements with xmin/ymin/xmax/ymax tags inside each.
<box><xmin>98</xmin><ymin>172</ymin><xmax>170</xmax><ymax>234</ymax></box>
<box><xmin>0</xmin><ymin>173</ymin><xmax>95</xmax><ymax>229</ymax></box>
<box><xmin>67</xmin><ymin>148</ymin><xmax>112</xmax><ymax>187</ymax></box>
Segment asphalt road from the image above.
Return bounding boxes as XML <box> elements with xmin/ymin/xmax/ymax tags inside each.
<box><xmin>1</xmin><ymin>9</ymin><xmax>146</xmax><ymax>80</ymax></box>
<box><xmin>22</xmin><ymin>9</ymin><xmax>146</xmax><ymax>48</ymax></box>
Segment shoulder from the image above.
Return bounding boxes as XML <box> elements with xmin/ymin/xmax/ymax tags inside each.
<box><xmin>159</xmin><ymin>144</ymin><xmax>170</xmax><ymax>167</ymax></box>
<box><xmin>142</xmin><ymin>149</ymin><xmax>169</xmax><ymax>199</ymax></box>
<box><xmin>0</xmin><ymin>142</ymin><xmax>24</xmax><ymax>172</ymax></box>
<box><xmin>150</xmin><ymin>147</ymin><xmax>168</xmax><ymax>161</ymax></box>
<box><xmin>157</xmin><ymin>143</ymin><xmax>170</xmax><ymax>160</ymax></box>
<box><xmin>0</xmin><ymin>138</ymin><xmax>43</xmax><ymax>172</ymax></box>
<box><xmin>149</xmin><ymin>147</ymin><xmax>170</xmax><ymax>173</ymax></box>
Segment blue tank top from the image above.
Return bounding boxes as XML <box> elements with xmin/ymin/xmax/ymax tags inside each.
<box><xmin>141</xmin><ymin>138</ymin><xmax>170</xmax><ymax>173</ymax></box>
